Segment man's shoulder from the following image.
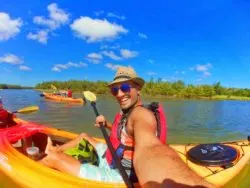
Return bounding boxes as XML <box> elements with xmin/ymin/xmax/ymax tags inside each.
<box><xmin>131</xmin><ymin>105</ymin><xmax>154</xmax><ymax>118</ymax></box>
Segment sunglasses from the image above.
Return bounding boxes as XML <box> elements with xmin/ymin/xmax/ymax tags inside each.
<box><xmin>110</xmin><ymin>83</ymin><xmax>134</xmax><ymax>96</ymax></box>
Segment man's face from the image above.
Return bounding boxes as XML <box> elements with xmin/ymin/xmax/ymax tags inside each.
<box><xmin>110</xmin><ymin>81</ymin><xmax>139</xmax><ymax>110</ymax></box>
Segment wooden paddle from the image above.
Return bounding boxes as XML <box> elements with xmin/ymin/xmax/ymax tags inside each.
<box><xmin>83</xmin><ymin>91</ymin><xmax>134</xmax><ymax>188</ymax></box>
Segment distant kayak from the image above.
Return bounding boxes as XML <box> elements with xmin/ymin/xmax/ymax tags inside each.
<box><xmin>0</xmin><ymin>118</ymin><xmax>249</xmax><ymax>187</ymax></box>
<box><xmin>42</xmin><ymin>92</ymin><xmax>84</xmax><ymax>104</ymax></box>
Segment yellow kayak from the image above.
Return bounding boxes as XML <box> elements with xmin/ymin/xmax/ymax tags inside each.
<box><xmin>42</xmin><ymin>92</ymin><xmax>84</xmax><ymax>104</ymax></box>
<box><xmin>0</xmin><ymin>118</ymin><xmax>250</xmax><ymax>187</ymax></box>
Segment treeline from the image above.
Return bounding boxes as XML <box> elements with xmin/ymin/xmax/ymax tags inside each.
<box><xmin>35</xmin><ymin>79</ymin><xmax>250</xmax><ymax>99</ymax></box>
<box><xmin>0</xmin><ymin>84</ymin><xmax>33</xmax><ymax>89</ymax></box>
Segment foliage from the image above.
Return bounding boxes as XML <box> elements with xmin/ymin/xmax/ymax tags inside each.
<box><xmin>0</xmin><ymin>84</ymin><xmax>33</xmax><ymax>89</ymax></box>
<box><xmin>34</xmin><ymin>79</ymin><xmax>250</xmax><ymax>100</ymax></box>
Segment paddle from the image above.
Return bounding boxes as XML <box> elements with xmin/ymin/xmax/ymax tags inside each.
<box><xmin>13</xmin><ymin>105</ymin><xmax>39</xmax><ymax>114</ymax></box>
<box><xmin>83</xmin><ymin>91</ymin><xmax>134</xmax><ymax>188</ymax></box>
<box><xmin>51</xmin><ymin>84</ymin><xmax>57</xmax><ymax>90</ymax></box>
<box><xmin>40</xmin><ymin>84</ymin><xmax>58</xmax><ymax>97</ymax></box>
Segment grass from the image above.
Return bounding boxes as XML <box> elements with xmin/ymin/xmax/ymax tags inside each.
<box><xmin>212</xmin><ymin>95</ymin><xmax>250</xmax><ymax>101</ymax></box>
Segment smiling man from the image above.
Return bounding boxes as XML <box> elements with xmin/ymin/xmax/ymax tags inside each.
<box><xmin>41</xmin><ymin>66</ymin><xmax>214</xmax><ymax>187</ymax></box>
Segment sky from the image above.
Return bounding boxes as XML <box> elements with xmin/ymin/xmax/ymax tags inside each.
<box><xmin>1</xmin><ymin>0</ymin><xmax>250</xmax><ymax>88</ymax></box>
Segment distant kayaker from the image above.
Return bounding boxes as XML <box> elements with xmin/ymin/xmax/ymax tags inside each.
<box><xmin>0</xmin><ymin>97</ymin><xmax>15</xmax><ymax>128</ymax></box>
<box><xmin>67</xmin><ymin>87</ymin><xmax>72</xmax><ymax>98</ymax></box>
<box><xmin>40</xmin><ymin>67</ymin><xmax>214</xmax><ymax>187</ymax></box>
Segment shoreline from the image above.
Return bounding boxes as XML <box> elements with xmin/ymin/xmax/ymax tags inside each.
<box><xmin>35</xmin><ymin>89</ymin><xmax>250</xmax><ymax>101</ymax></box>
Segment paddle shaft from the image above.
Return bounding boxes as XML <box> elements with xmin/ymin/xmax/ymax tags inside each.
<box><xmin>90</xmin><ymin>101</ymin><xmax>134</xmax><ymax>188</ymax></box>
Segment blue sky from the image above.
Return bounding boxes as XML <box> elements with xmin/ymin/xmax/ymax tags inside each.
<box><xmin>1</xmin><ymin>0</ymin><xmax>250</xmax><ymax>88</ymax></box>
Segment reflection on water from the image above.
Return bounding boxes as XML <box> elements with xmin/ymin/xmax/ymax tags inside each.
<box><xmin>1</xmin><ymin>89</ymin><xmax>250</xmax><ymax>186</ymax></box>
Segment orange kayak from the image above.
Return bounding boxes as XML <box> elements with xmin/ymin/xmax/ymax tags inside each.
<box><xmin>0</xmin><ymin>119</ymin><xmax>250</xmax><ymax>187</ymax></box>
<box><xmin>42</xmin><ymin>92</ymin><xmax>84</xmax><ymax>104</ymax></box>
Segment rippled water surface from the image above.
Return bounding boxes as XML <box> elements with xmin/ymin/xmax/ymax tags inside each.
<box><xmin>1</xmin><ymin>89</ymin><xmax>250</xmax><ymax>144</ymax></box>
<box><xmin>1</xmin><ymin>89</ymin><xmax>250</xmax><ymax>187</ymax></box>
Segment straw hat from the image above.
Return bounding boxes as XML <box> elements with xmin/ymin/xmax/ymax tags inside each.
<box><xmin>108</xmin><ymin>66</ymin><xmax>145</xmax><ymax>88</ymax></box>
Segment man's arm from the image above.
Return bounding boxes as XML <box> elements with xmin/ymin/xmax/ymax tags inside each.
<box><xmin>104</xmin><ymin>121</ymin><xmax>113</xmax><ymax>131</ymax></box>
<box><xmin>132</xmin><ymin>108</ymin><xmax>215</xmax><ymax>188</ymax></box>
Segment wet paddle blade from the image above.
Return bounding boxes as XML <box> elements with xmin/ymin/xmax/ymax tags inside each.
<box><xmin>16</xmin><ymin>106</ymin><xmax>39</xmax><ymax>114</ymax></box>
<box><xmin>83</xmin><ymin>91</ymin><xmax>97</xmax><ymax>102</ymax></box>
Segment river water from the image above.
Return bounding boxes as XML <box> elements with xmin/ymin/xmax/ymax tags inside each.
<box><xmin>1</xmin><ymin>89</ymin><xmax>250</xmax><ymax>187</ymax></box>
<box><xmin>1</xmin><ymin>89</ymin><xmax>250</xmax><ymax>144</ymax></box>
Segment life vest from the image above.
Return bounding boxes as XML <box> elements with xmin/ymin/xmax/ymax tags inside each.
<box><xmin>105</xmin><ymin>102</ymin><xmax>167</xmax><ymax>182</ymax></box>
<box><xmin>0</xmin><ymin>109</ymin><xmax>16</xmax><ymax>128</ymax></box>
<box><xmin>68</xmin><ymin>90</ymin><xmax>72</xmax><ymax>98</ymax></box>
<box><xmin>0</xmin><ymin>109</ymin><xmax>10</xmax><ymax>128</ymax></box>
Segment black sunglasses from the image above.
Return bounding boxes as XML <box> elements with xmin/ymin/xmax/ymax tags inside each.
<box><xmin>110</xmin><ymin>83</ymin><xmax>134</xmax><ymax>96</ymax></box>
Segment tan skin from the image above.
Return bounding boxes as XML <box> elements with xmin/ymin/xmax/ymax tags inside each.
<box><xmin>40</xmin><ymin>80</ymin><xmax>215</xmax><ymax>187</ymax></box>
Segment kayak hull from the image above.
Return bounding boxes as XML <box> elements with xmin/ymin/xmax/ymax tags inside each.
<box><xmin>0</xmin><ymin>119</ymin><xmax>250</xmax><ymax>187</ymax></box>
<box><xmin>42</xmin><ymin>92</ymin><xmax>84</xmax><ymax>104</ymax></box>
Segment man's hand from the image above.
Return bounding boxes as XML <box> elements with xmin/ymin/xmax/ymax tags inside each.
<box><xmin>95</xmin><ymin>115</ymin><xmax>107</xmax><ymax>128</ymax></box>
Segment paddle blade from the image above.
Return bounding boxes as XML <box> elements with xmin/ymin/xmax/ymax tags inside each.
<box><xmin>83</xmin><ymin>91</ymin><xmax>97</xmax><ymax>102</ymax></box>
<box><xmin>16</xmin><ymin>106</ymin><xmax>39</xmax><ymax>114</ymax></box>
<box><xmin>51</xmin><ymin>84</ymin><xmax>57</xmax><ymax>90</ymax></box>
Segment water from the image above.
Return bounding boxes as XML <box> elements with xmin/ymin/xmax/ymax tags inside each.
<box><xmin>1</xmin><ymin>89</ymin><xmax>250</xmax><ymax>187</ymax></box>
<box><xmin>1</xmin><ymin>89</ymin><xmax>250</xmax><ymax>144</ymax></box>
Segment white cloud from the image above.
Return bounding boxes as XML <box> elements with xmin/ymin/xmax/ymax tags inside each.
<box><xmin>138</xmin><ymin>32</ymin><xmax>148</xmax><ymax>39</ymax></box>
<box><xmin>33</xmin><ymin>3</ymin><xmax>69</xmax><ymax>30</ymax></box>
<box><xmin>148</xmin><ymin>59</ymin><xmax>154</xmax><ymax>64</ymax></box>
<box><xmin>79</xmin><ymin>62</ymin><xmax>88</xmax><ymax>67</ymax></box>
<box><xmin>120</xmin><ymin>49</ymin><xmax>139</xmax><ymax>59</ymax></box>
<box><xmin>48</xmin><ymin>3</ymin><xmax>69</xmax><ymax>24</ymax></box>
<box><xmin>33</xmin><ymin>16</ymin><xmax>57</xmax><ymax>30</ymax></box>
<box><xmin>19</xmin><ymin>65</ymin><xmax>31</xmax><ymax>71</ymax></box>
<box><xmin>0</xmin><ymin>12</ymin><xmax>22</xmax><ymax>41</ymax></box>
<box><xmin>0</xmin><ymin>54</ymin><xmax>23</xmax><ymax>65</ymax></box>
<box><xmin>51</xmin><ymin>61</ymin><xmax>87</xmax><ymax>72</ymax></box>
<box><xmin>87</xmin><ymin>53</ymin><xmax>103</xmax><ymax>59</ymax></box>
<box><xmin>86</xmin><ymin>53</ymin><xmax>103</xmax><ymax>64</ymax></box>
<box><xmin>101</xmin><ymin>49</ymin><xmax>138</xmax><ymax>61</ymax></box>
<box><xmin>147</xmin><ymin>71</ymin><xmax>157</xmax><ymax>76</ymax></box>
<box><xmin>191</xmin><ymin>63</ymin><xmax>212</xmax><ymax>77</ymax></box>
<box><xmin>100</xmin><ymin>44</ymin><xmax>120</xmax><ymax>50</ymax></box>
<box><xmin>107</xmin><ymin>12</ymin><xmax>126</xmax><ymax>20</ymax></box>
<box><xmin>30</xmin><ymin>3</ymin><xmax>69</xmax><ymax>44</ymax></box>
<box><xmin>102</xmin><ymin>51</ymin><xmax>122</xmax><ymax>61</ymax></box>
<box><xmin>94</xmin><ymin>10</ymin><xmax>104</xmax><ymax>17</ymax></box>
<box><xmin>51</xmin><ymin>66</ymin><xmax>61</xmax><ymax>72</ymax></box>
<box><xmin>196</xmin><ymin>63</ymin><xmax>212</xmax><ymax>72</ymax></box>
<box><xmin>27</xmin><ymin>30</ymin><xmax>49</xmax><ymax>44</ymax></box>
<box><xmin>70</xmin><ymin>17</ymin><xmax>128</xmax><ymax>42</ymax></box>
<box><xmin>105</xmin><ymin>63</ymin><xmax>121</xmax><ymax>71</ymax></box>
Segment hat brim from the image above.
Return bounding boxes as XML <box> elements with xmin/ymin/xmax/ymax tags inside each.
<box><xmin>108</xmin><ymin>77</ymin><xmax>145</xmax><ymax>89</ymax></box>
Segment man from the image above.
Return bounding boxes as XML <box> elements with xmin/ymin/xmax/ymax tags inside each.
<box><xmin>0</xmin><ymin>97</ymin><xmax>15</xmax><ymax>128</ymax></box>
<box><xmin>40</xmin><ymin>66</ymin><xmax>214</xmax><ymax>187</ymax></box>
<box><xmin>67</xmin><ymin>87</ymin><xmax>72</xmax><ymax>98</ymax></box>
